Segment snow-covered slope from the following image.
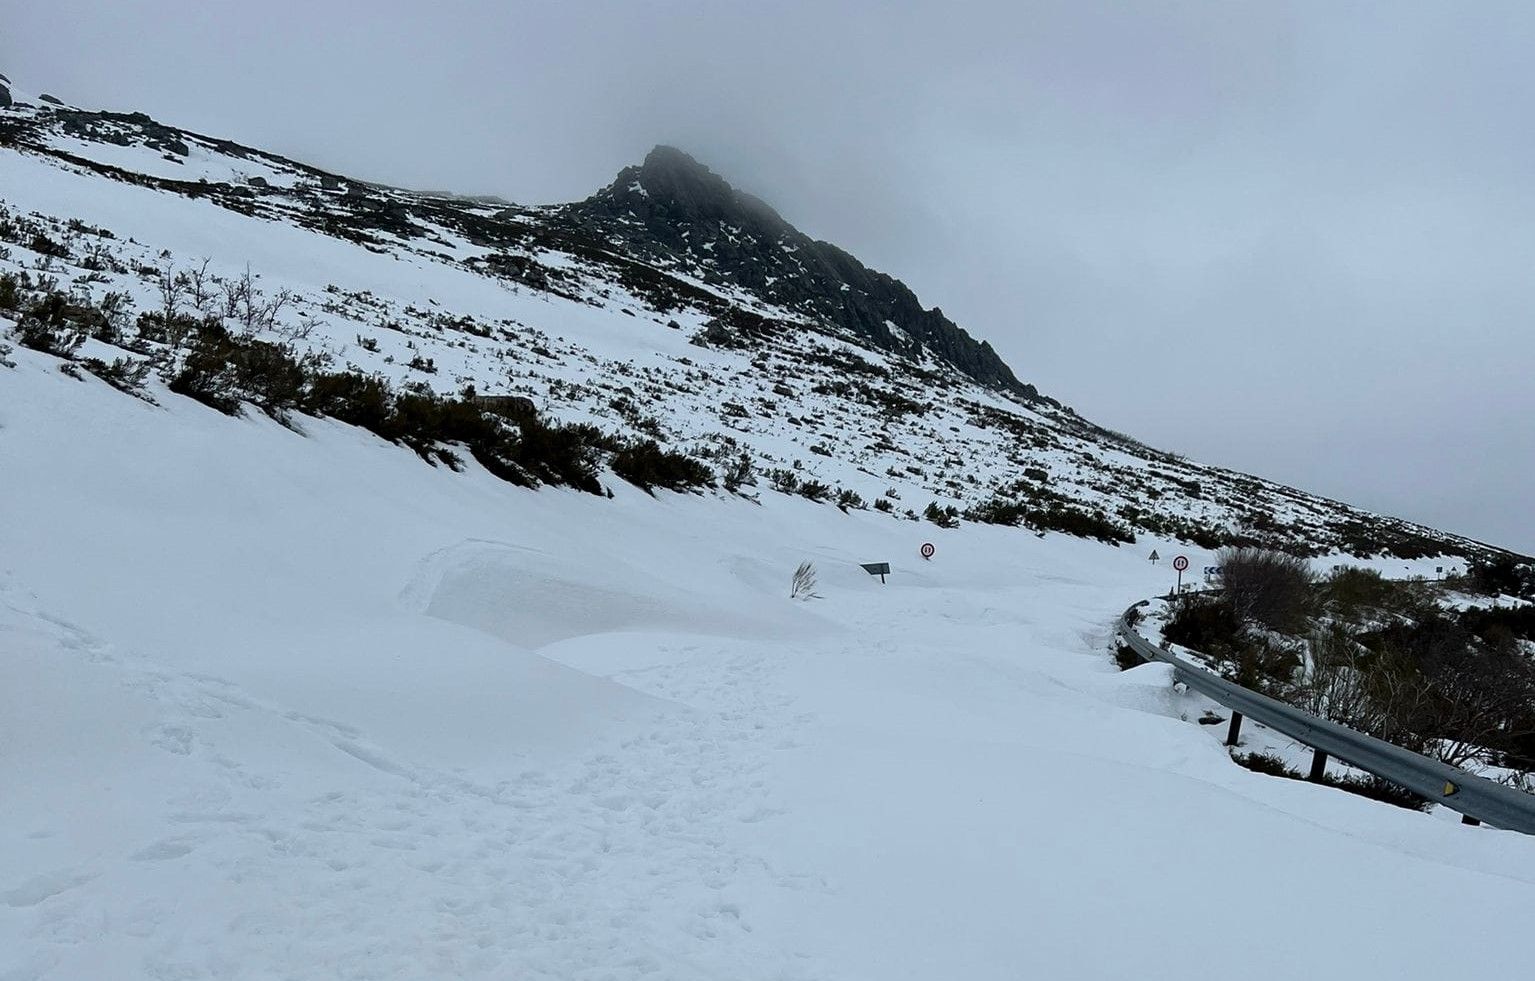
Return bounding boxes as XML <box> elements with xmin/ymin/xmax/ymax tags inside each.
<box><xmin>5</xmin><ymin>83</ymin><xmax>1535</xmax><ymax>980</ymax></box>
<box><xmin>0</xmin><ymin>87</ymin><xmax>1515</xmax><ymax>563</ymax></box>
<box><xmin>5</xmin><ymin>342</ymin><xmax>1535</xmax><ymax>980</ymax></box>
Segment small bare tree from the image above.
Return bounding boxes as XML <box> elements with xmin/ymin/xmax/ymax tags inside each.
<box><xmin>1416</xmin><ymin>631</ymin><xmax>1535</xmax><ymax>768</ymax></box>
<box><xmin>790</xmin><ymin>561</ymin><xmax>820</xmax><ymax>600</ymax></box>
<box><xmin>186</xmin><ymin>258</ymin><xmax>216</xmax><ymax>312</ymax></box>
<box><xmin>1295</xmin><ymin>623</ymin><xmax>1383</xmax><ymax>733</ymax></box>
<box><xmin>220</xmin><ymin>265</ymin><xmax>251</xmax><ymax>320</ymax></box>
<box><xmin>223</xmin><ymin>264</ymin><xmax>296</xmax><ymax>337</ymax></box>
<box><xmin>1498</xmin><ymin>770</ymin><xmax>1535</xmax><ymax>796</ymax></box>
<box><xmin>156</xmin><ymin>263</ymin><xmax>189</xmax><ymax>320</ymax></box>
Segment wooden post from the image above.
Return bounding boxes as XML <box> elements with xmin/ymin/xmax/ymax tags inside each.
<box><xmin>1225</xmin><ymin>712</ymin><xmax>1243</xmax><ymax>747</ymax></box>
<box><xmin>1308</xmin><ymin>749</ymin><xmax>1328</xmax><ymax>783</ymax></box>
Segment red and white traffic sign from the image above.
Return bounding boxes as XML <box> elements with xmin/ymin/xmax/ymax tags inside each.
<box><xmin>1172</xmin><ymin>555</ymin><xmax>1189</xmax><ymax>572</ymax></box>
<box><xmin>920</xmin><ymin>542</ymin><xmax>936</xmax><ymax>559</ymax></box>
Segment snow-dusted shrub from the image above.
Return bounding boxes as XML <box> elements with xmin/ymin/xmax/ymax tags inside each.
<box><xmin>767</xmin><ymin>468</ymin><xmax>799</xmax><ymax>494</ymax></box>
<box><xmin>14</xmin><ymin>292</ymin><xmax>89</xmax><ymax>357</ymax></box>
<box><xmin>168</xmin><ymin>322</ymin><xmax>313</xmax><ymax>415</ymax></box>
<box><xmin>81</xmin><ymin>355</ymin><xmax>152</xmax><ymax>396</ymax></box>
<box><xmin>721</xmin><ymin>451</ymin><xmax>755</xmax><ymax>493</ymax></box>
<box><xmin>923</xmin><ymin>501</ymin><xmax>959</xmax><ymax>529</ymax></box>
<box><xmin>797</xmin><ymin>479</ymin><xmax>831</xmax><ymax>503</ymax></box>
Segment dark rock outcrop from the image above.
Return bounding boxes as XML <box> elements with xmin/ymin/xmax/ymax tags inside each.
<box><xmin>560</xmin><ymin>146</ymin><xmax>1042</xmax><ymax>400</ymax></box>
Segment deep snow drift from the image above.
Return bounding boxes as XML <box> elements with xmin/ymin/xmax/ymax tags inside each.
<box><xmin>4</xmin><ymin>341</ymin><xmax>1535</xmax><ymax>981</ymax></box>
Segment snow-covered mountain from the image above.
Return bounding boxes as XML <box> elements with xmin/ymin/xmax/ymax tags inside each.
<box><xmin>0</xmin><ymin>81</ymin><xmax>1517</xmax><ymax>563</ymax></box>
<box><xmin>6</xmin><ymin>79</ymin><xmax>1535</xmax><ymax>981</ymax></box>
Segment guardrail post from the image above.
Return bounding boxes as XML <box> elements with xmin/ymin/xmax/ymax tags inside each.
<box><xmin>1225</xmin><ymin>711</ymin><xmax>1243</xmax><ymax>747</ymax></box>
<box><xmin>1308</xmin><ymin>749</ymin><xmax>1328</xmax><ymax>783</ymax></box>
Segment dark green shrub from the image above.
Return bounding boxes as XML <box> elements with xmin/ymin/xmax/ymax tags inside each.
<box><xmin>28</xmin><ymin>232</ymin><xmax>69</xmax><ymax>258</ymax></box>
<box><xmin>1233</xmin><ymin>751</ymin><xmax>1299</xmax><ymax>778</ymax></box>
<box><xmin>924</xmin><ymin>501</ymin><xmax>959</xmax><ymax>528</ymax></box>
<box><xmin>1236</xmin><ymin>753</ymin><xmax>1428</xmax><ymax>812</ymax></box>
<box><xmin>305</xmin><ymin>371</ymin><xmax>394</xmax><ymax>431</ymax></box>
<box><xmin>1025</xmin><ymin>503</ymin><xmax>1133</xmax><ymax>544</ymax></box>
<box><xmin>1113</xmin><ymin>644</ymin><xmax>1144</xmax><ymax>671</ymax></box>
<box><xmin>14</xmin><ymin>291</ymin><xmax>109</xmax><ymax>357</ymax></box>
<box><xmin>965</xmin><ymin>497</ymin><xmax>1029</xmax><ymax>527</ymax></box>
<box><xmin>1321</xmin><ymin>566</ymin><xmax>1398</xmax><ymax>620</ymax></box>
<box><xmin>721</xmin><ymin>451</ymin><xmax>754</xmax><ymax>493</ymax></box>
<box><xmin>81</xmin><ymin>356</ymin><xmax>152</xmax><ymax>394</ymax></box>
<box><xmin>1459</xmin><ymin>603</ymin><xmax>1535</xmax><ymax>645</ymax></box>
<box><xmin>1467</xmin><ymin>555</ymin><xmax>1534</xmax><ymax>599</ymax></box>
<box><xmin>1326</xmin><ymin>773</ymin><xmax>1428</xmax><ymax>812</ymax></box>
<box><xmin>611</xmin><ymin>439</ymin><xmax>714</xmax><ymax>494</ymax></box>
<box><xmin>798</xmin><ymin>479</ymin><xmax>831</xmax><ymax>503</ymax></box>
<box><xmin>169</xmin><ymin>323</ymin><xmax>314</xmax><ymax>416</ymax></box>
<box><xmin>768</xmin><ymin>469</ymin><xmax>799</xmax><ymax>494</ymax></box>
<box><xmin>1217</xmin><ymin>547</ymin><xmax>1312</xmax><ymax>632</ymax></box>
<box><xmin>1163</xmin><ymin>595</ymin><xmax>1244</xmax><ymax>658</ymax></box>
<box><xmin>506</xmin><ymin>417</ymin><xmax>607</xmax><ymax>493</ymax></box>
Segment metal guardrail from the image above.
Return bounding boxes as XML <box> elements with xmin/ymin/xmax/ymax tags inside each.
<box><xmin>1117</xmin><ymin>600</ymin><xmax>1535</xmax><ymax>835</ymax></box>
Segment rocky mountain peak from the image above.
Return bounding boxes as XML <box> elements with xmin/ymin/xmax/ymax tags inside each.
<box><xmin>565</xmin><ymin>146</ymin><xmax>1037</xmax><ymax>400</ymax></box>
<box><xmin>594</xmin><ymin>144</ymin><xmax>788</xmax><ymax>235</ymax></box>
<box><xmin>635</xmin><ymin>144</ymin><xmax>720</xmax><ymax>191</ymax></box>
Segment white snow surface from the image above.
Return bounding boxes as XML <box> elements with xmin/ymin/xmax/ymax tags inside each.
<box><xmin>4</xmin><ymin>346</ymin><xmax>1535</xmax><ymax>980</ymax></box>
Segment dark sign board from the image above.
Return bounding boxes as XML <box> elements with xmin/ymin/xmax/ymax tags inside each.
<box><xmin>861</xmin><ymin>562</ymin><xmax>891</xmax><ymax>583</ymax></box>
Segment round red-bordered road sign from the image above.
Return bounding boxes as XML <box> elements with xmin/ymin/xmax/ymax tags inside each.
<box><xmin>920</xmin><ymin>542</ymin><xmax>936</xmax><ymax>559</ymax></box>
<box><xmin>1172</xmin><ymin>555</ymin><xmax>1189</xmax><ymax>572</ymax></box>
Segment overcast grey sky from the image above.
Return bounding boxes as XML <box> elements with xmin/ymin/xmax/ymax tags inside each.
<box><xmin>8</xmin><ymin>1</ymin><xmax>1534</xmax><ymax>553</ymax></box>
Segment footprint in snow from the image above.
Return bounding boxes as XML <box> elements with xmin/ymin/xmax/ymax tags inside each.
<box><xmin>131</xmin><ymin>837</ymin><xmax>198</xmax><ymax>862</ymax></box>
<box><xmin>1</xmin><ymin>869</ymin><xmax>99</xmax><ymax>908</ymax></box>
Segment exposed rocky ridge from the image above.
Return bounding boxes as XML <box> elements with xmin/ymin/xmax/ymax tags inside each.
<box><xmin>561</xmin><ymin>146</ymin><xmax>1041</xmax><ymax>400</ymax></box>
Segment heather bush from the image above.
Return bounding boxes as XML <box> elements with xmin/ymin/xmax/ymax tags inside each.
<box><xmin>1217</xmin><ymin>547</ymin><xmax>1312</xmax><ymax>632</ymax></box>
<box><xmin>611</xmin><ymin>439</ymin><xmax>714</xmax><ymax>494</ymax></box>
